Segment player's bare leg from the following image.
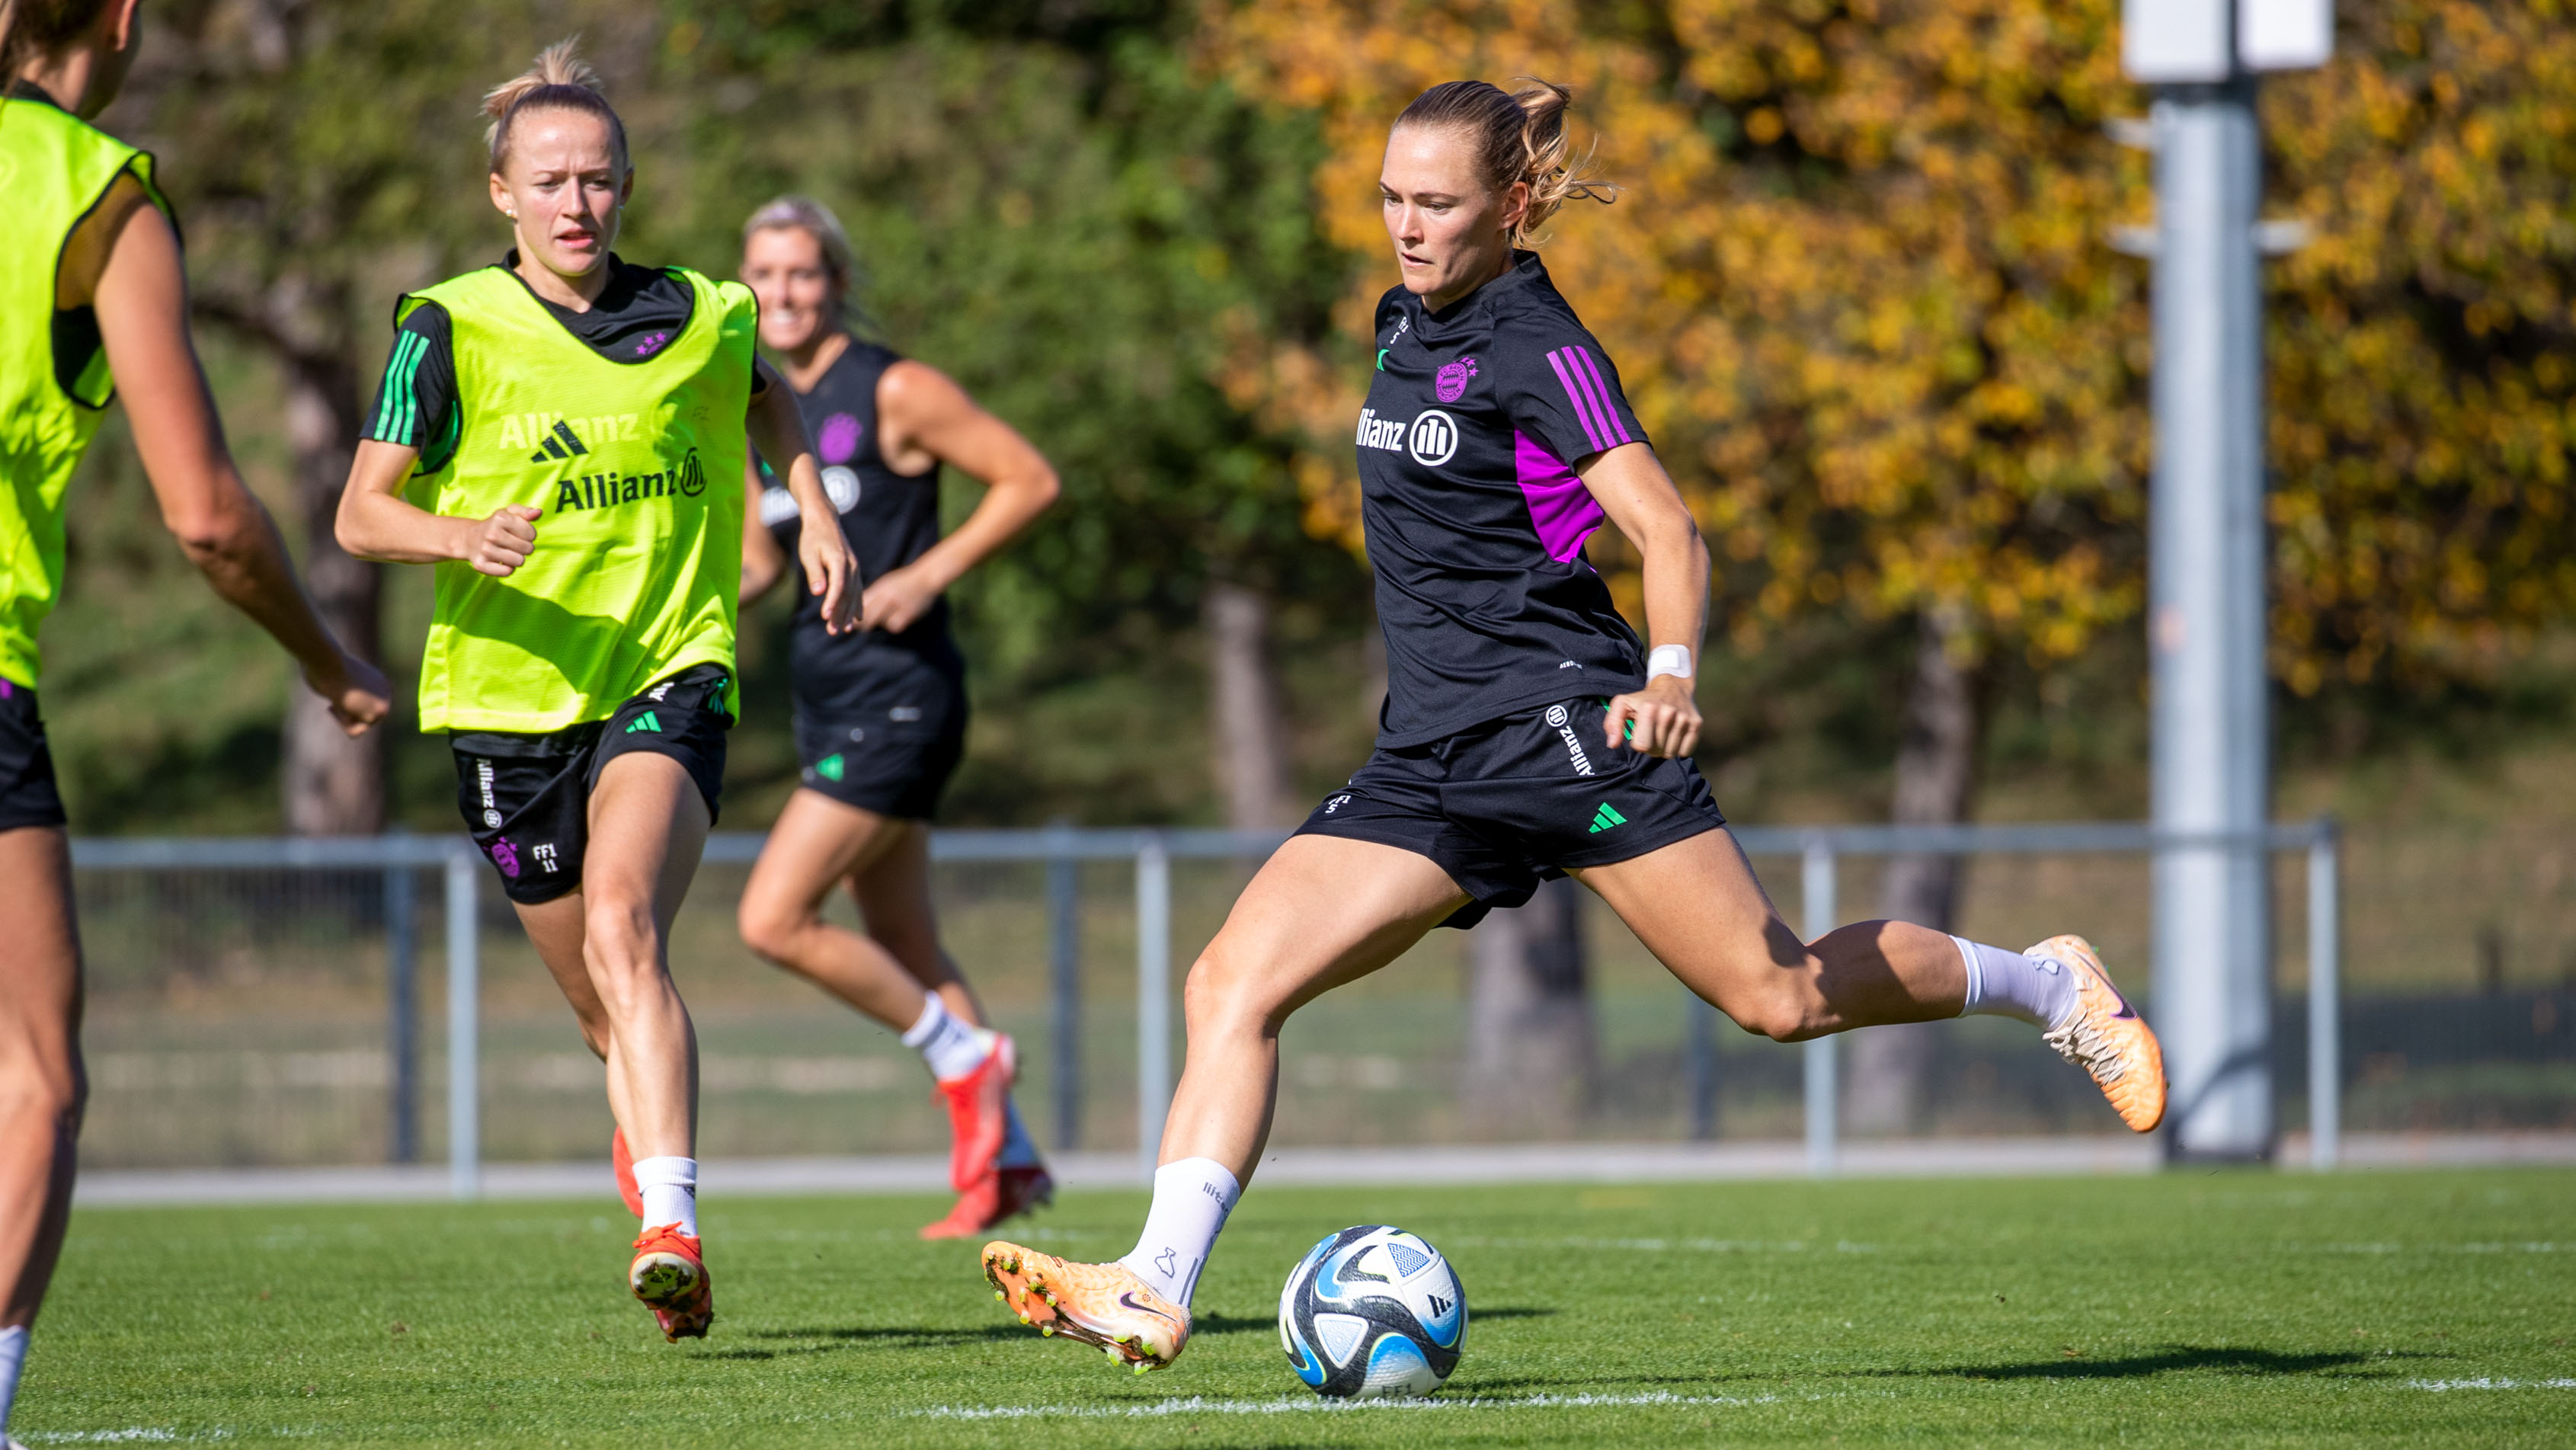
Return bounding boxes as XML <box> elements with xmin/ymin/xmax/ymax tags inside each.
<box><xmin>984</xmin><ymin>835</ymin><xmax>1464</xmax><ymax>1372</ymax></box>
<box><xmin>1577</xmin><ymin>828</ymin><xmax>2164</xmax><ymax>1129</ymax></box>
<box><xmin>0</xmin><ymin>828</ymin><xmax>85</xmax><ymax>1430</ymax></box>
<box><xmin>517</xmin><ymin>754</ymin><xmax>714</xmax><ymax>1340</ymax></box>
<box><xmin>740</xmin><ymin>791</ymin><xmax>1039</xmax><ymax>1236</ymax></box>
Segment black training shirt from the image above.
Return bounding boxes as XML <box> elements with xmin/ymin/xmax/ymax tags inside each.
<box><xmin>1358</xmin><ymin>251</ymin><xmax>1650</xmax><ymax>747</ymax></box>
<box><xmin>363</xmin><ymin>252</ymin><xmax>760</xmax><ymax>470</ymax></box>
<box><xmin>758</xmin><ymin>339</ymin><xmax>963</xmax><ymax>712</ymax></box>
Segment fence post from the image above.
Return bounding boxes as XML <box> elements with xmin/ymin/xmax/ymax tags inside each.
<box><xmin>1135</xmin><ymin>832</ymin><xmax>1172</xmax><ymax>1182</ymax></box>
<box><xmin>1684</xmin><ymin>991</ymin><xmax>1719</xmax><ymax>1141</ymax></box>
<box><xmin>1048</xmin><ymin>821</ymin><xmax>1081</xmax><ymax>1152</ymax></box>
<box><xmin>1802</xmin><ymin>838</ymin><xmax>1838</xmax><ymax>1176</ymax></box>
<box><xmin>385</xmin><ymin>843</ymin><xmax>418</xmax><ymax>1165</ymax></box>
<box><xmin>445</xmin><ymin>847</ymin><xmax>481</xmax><ymax>1200</ymax></box>
<box><xmin>2308</xmin><ymin>820</ymin><xmax>2341</xmax><ymax>1172</ymax></box>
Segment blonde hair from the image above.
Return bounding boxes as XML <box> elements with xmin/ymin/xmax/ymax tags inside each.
<box><xmin>1393</xmin><ymin>78</ymin><xmax>1614</xmax><ymax>248</ymax></box>
<box><xmin>482</xmin><ymin>37</ymin><xmax>628</xmax><ymax>176</ymax></box>
<box><xmin>743</xmin><ymin>196</ymin><xmax>860</xmax><ymax>293</ymax></box>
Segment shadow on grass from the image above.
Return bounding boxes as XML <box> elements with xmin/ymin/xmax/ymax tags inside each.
<box><xmin>712</xmin><ymin>1305</ymin><xmax>1559</xmax><ymax>1359</ymax></box>
<box><xmin>1915</xmin><ymin>1346</ymin><xmax>2396</xmax><ymax>1381</ymax></box>
<box><xmin>1458</xmin><ymin>1345</ymin><xmax>2402</xmax><ymax>1394</ymax></box>
<box><xmin>709</xmin><ymin>1323</ymin><xmax>1034</xmax><ymax>1358</ymax></box>
<box><xmin>1193</xmin><ymin>1305</ymin><xmax>1556</xmax><ymax>1338</ymax></box>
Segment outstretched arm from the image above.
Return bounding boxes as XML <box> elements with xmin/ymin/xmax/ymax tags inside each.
<box><xmin>91</xmin><ymin>189</ymin><xmax>388</xmax><ymax>735</ymax></box>
<box><xmin>862</xmin><ymin>360</ymin><xmax>1060</xmax><ymax>633</ymax></box>
<box><xmin>745</xmin><ymin>357</ymin><xmax>858</xmax><ymax>633</ymax></box>
<box><xmin>1580</xmin><ymin>440</ymin><xmax>1707</xmax><ymax>759</ymax></box>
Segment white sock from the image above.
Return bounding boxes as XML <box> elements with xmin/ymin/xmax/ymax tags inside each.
<box><xmin>903</xmin><ymin>995</ymin><xmax>995</xmax><ymax>1082</ymax></box>
<box><xmin>1118</xmin><ymin>1158</ymin><xmax>1240</xmax><ymax>1308</ymax></box>
<box><xmin>0</xmin><ymin>1324</ymin><xmax>25</xmax><ymax>1433</ymax></box>
<box><xmin>632</xmin><ymin>1155</ymin><xmax>699</xmax><ymax>1237</ymax></box>
<box><xmin>998</xmin><ymin>1099</ymin><xmax>1041</xmax><ymax>1169</ymax></box>
<box><xmin>1954</xmin><ymin>936</ymin><xmax>2079</xmax><ymax>1030</ymax></box>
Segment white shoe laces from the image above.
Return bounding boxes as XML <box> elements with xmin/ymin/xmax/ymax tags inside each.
<box><xmin>2039</xmin><ymin>962</ymin><xmax>2128</xmax><ymax>1086</ymax></box>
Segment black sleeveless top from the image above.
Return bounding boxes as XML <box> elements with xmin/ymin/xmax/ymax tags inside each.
<box><xmin>759</xmin><ymin>339</ymin><xmax>964</xmax><ymax>715</ymax></box>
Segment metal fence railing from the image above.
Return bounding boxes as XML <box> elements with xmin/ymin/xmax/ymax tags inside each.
<box><xmin>69</xmin><ymin>820</ymin><xmax>2383</xmax><ymax>1195</ymax></box>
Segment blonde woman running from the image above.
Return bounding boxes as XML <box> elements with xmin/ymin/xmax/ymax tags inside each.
<box><xmin>980</xmin><ymin>79</ymin><xmax>2166</xmax><ymax>1375</ymax></box>
<box><xmin>0</xmin><ymin>0</ymin><xmax>390</xmax><ymax>1430</ymax></box>
<box><xmin>733</xmin><ymin>198</ymin><xmax>1061</xmax><ymax>1239</ymax></box>
<box><xmin>336</xmin><ymin>40</ymin><xmax>855</xmax><ymax>1342</ymax></box>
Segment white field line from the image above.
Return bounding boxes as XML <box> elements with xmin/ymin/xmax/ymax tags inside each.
<box><xmin>2404</xmin><ymin>1378</ymin><xmax>2576</xmax><ymax>1391</ymax></box>
<box><xmin>918</xmin><ymin>1391</ymin><xmax>1782</xmax><ymax>1420</ymax></box>
<box><xmin>22</xmin><ymin>1432</ymin><xmax>207</xmax><ymax>1444</ymax></box>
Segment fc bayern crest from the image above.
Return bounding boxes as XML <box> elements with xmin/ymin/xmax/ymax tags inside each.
<box><xmin>1435</xmin><ymin>356</ymin><xmax>1479</xmax><ymax>402</ymax></box>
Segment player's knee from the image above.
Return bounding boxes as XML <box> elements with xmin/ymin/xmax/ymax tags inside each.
<box><xmin>1183</xmin><ymin>946</ymin><xmax>1277</xmax><ymax>1036</ymax></box>
<box><xmin>1730</xmin><ymin>978</ymin><xmax>1826</xmax><ymax>1043</ymax></box>
<box><xmin>735</xmin><ymin>894</ymin><xmax>805</xmax><ymax>965</ymax></box>
<box><xmin>582</xmin><ymin>897</ymin><xmax>663</xmax><ymax>982</ymax></box>
<box><xmin>0</xmin><ymin>1047</ymin><xmax>82</xmax><ymax>1134</ymax></box>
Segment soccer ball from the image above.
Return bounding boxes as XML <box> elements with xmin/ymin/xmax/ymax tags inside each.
<box><xmin>1277</xmin><ymin>1224</ymin><xmax>1467</xmax><ymax>1398</ymax></box>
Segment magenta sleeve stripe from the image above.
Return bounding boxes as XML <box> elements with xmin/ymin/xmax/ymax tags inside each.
<box><xmin>1547</xmin><ymin>347</ymin><xmax>1613</xmax><ymax>454</ymax></box>
<box><xmin>1571</xmin><ymin>347</ymin><xmax>1633</xmax><ymax>445</ymax></box>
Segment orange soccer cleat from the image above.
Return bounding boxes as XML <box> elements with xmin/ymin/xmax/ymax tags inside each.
<box><xmin>629</xmin><ymin>1224</ymin><xmax>713</xmax><ymax>1341</ymax></box>
<box><xmin>610</xmin><ymin>1128</ymin><xmax>644</xmax><ymax>1218</ymax></box>
<box><xmin>935</xmin><ymin>1034</ymin><xmax>1016</xmax><ymax>1192</ymax></box>
<box><xmin>981</xmin><ymin>1242</ymin><xmax>1189</xmax><ymax>1372</ymax></box>
<box><xmin>2027</xmin><ymin>933</ymin><xmax>2168</xmax><ymax>1133</ymax></box>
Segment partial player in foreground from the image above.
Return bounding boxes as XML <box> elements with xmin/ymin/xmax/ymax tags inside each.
<box><xmin>732</xmin><ymin>200</ymin><xmax>1061</xmax><ymax>1238</ymax></box>
<box><xmin>334</xmin><ymin>41</ymin><xmax>855</xmax><ymax>1341</ymax></box>
<box><xmin>981</xmin><ymin>78</ymin><xmax>2167</xmax><ymax>1373</ymax></box>
<box><xmin>1</xmin><ymin>0</ymin><xmax>391</xmax><ymax>1433</ymax></box>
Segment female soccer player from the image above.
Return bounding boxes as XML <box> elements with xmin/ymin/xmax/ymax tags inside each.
<box><xmin>335</xmin><ymin>41</ymin><xmax>855</xmax><ymax>1342</ymax></box>
<box><xmin>980</xmin><ymin>79</ymin><xmax>2168</xmax><ymax>1373</ymax></box>
<box><xmin>731</xmin><ymin>199</ymin><xmax>1062</xmax><ymax>1239</ymax></box>
<box><xmin>1</xmin><ymin>0</ymin><xmax>390</xmax><ymax>1429</ymax></box>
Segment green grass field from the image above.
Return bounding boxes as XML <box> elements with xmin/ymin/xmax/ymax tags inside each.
<box><xmin>32</xmin><ymin>1169</ymin><xmax>2576</xmax><ymax>1445</ymax></box>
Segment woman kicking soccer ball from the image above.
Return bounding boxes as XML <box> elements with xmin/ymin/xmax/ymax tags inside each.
<box><xmin>335</xmin><ymin>40</ymin><xmax>856</xmax><ymax>1342</ymax></box>
<box><xmin>733</xmin><ymin>198</ymin><xmax>1061</xmax><ymax>1239</ymax></box>
<box><xmin>979</xmin><ymin>78</ymin><xmax>2166</xmax><ymax>1374</ymax></box>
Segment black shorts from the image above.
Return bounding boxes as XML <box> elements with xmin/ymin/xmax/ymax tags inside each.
<box><xmin>0</xmin><ymin>680</ymin><xmax>67</xmax><ymax>832</ymax></box>
<box><xmin>792</xmin><ymin>667</ymin><xmax>968</xmax><ymax>821</ymax></box>
<box><xmin>1295</xmin><ymin>694</ymin><xmax>1726</xmax><ymax>929</ymax></box>
<box><xmin>450</xmin><ymin>664</ymin><xmax>732</xmax><ymax>905</ymax></box>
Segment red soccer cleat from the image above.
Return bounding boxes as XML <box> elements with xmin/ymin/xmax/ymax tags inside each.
<box><xmin>935</xmin><ymin>1033</ymin><xmax>1015</xmax><ymax>1192</ymax></box>
<box><xmin>611</xmin><ymin>1128</ymin><xmax>644</xmax><ymax>1218</ymax></box>
<box><xmin>629</xmin><ymin>1223</ymin><xmax>712</xmax><ymax>1341</ymax></box>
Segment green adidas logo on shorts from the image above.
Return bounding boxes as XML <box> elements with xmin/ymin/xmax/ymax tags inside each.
<box><xmin>625</xmin><ymin>711</ymin><xmax>661</xmax><ymax>735</ymax></box>
<box><xmin>1589</xmin><ymin>802</ymin><xmax>1627</xmax><ymax>834</ymax></box>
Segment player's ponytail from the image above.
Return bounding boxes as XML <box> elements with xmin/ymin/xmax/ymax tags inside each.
<box><xmin>0</xmin><ymin>0</ymin><xmax>112</xmax><ymax>77</ymax></box>
<box><xmin>1394</xmin><ymin>78</ymin><xmax>1616</xmax><ymax>248</ymax></box>
<box><xmin>483</xmin><ymin>37</ymin><xmax>628</xmax><ymax>176</ymax></box>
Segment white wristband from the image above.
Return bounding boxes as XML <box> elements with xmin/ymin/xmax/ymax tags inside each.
<box><xmin>1646</xmin><ymin>645</ymin><xmax>1694</xmax><ymax>682</ymax></box>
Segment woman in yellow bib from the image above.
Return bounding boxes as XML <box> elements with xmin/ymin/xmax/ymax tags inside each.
<box><xmin>335</xmin><ymin>40</ymin><xmax>856</xmax><ymax>1343</ymax></box>
<box><xmin>2</xmin><ymin>1</ymin><xmax>391</xmax><ymax>1429</ymax></box>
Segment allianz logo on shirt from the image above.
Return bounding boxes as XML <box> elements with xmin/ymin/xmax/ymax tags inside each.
<box><xmin>497</xmin><ymin>411</ymin><xmax>642</xmax><ymax>458</ymax></box>
<box><xmin>1355</xmin><ymin>407</ymin><xmax>1461</xmax><ymax>467</ymax></box>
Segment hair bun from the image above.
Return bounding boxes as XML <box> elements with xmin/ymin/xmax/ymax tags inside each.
<box><xmin>482</xmin><ymin>37</ymin><xmax>627</xmax><ymax>175</ymax></box>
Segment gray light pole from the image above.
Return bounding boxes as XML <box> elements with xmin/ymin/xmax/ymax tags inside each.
<box><xmin>2123</xmin><ymin>0</ymin><xmax>2330</xmax><ymax>1161</ymax></box>
<box><xmin>2147</xmin><ymin>82</ymin><xmax>2272</xmax><ymax>1160</ymax></box>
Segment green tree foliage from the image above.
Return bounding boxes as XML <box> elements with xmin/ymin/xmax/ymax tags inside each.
<box><xmin>59</xmin><ymin>0</ymin><xmax>1359</xmax><ymax>829</ymax></box>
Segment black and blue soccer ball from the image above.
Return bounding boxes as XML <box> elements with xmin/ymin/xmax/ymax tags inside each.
<box><xmin>1278</xmin><ymin>1224</ymin><xmax>1467</xmax><ymax>1397</ymax></box>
